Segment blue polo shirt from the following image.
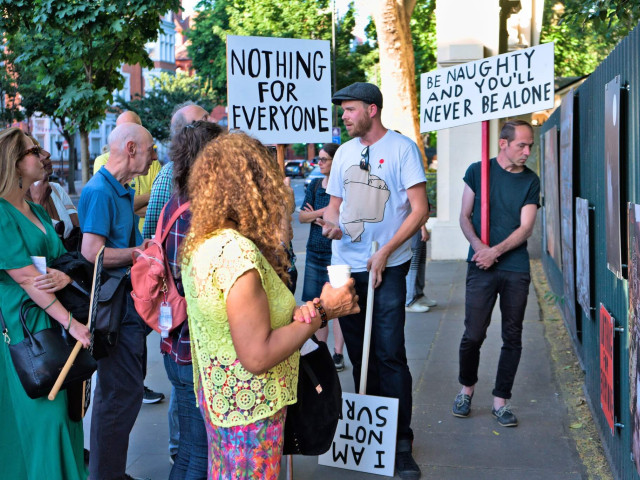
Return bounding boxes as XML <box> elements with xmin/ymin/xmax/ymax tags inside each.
<box><xmin>78</xmin><ymin>167</ymin><xmax>142</xmax><ymax>249</ymax></box>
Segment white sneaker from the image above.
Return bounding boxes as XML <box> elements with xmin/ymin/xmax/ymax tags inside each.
<box><xmin>405</xmin><ymin>303</ymin><xmax>430</xmax><ymax>313</ymax></box>
<box><xmin>418</xmin><ymin>297</ymin><xmax>437</xmax><ymax>307</ymax></box>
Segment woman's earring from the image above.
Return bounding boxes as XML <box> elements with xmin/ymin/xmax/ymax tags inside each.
<box><xmin>18</xmin><ymin>175</ymin><xmax>22</xmax><ymax>189</ymax></box>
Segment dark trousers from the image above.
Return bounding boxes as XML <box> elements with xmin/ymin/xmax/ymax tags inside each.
<box><xmin>340</xmin><ymin>262</ymin><xmax>414</xmax><ymax>442</ymax></box>
<box><xmin>90</xmin><ymin>294</ymin><xmax>146</xmax><ymax>480</ymax></box>
<box><xmin>163</xmin><ymin>355</ymin><xmax>208</xmax><ymax>480</ymax></box>
<box><xmin>458</xmin><ymin>264</ymin><xmax>531</xmax><ymax>399</ymax></box>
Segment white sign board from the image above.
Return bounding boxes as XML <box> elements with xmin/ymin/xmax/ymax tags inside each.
<box><xmin>318</xmin><ymin>392</ymin><xmax>399</xmax><ymax>477</ymax></box>
<box><xmin>420</xmin><ymin>42</ymin><xmax>555</xmax><ymax>131</ymax></box>
<box><xmin>227</xmin><ymin>35</ymin><xmax>332</xmax><ymax>144</ymax></box>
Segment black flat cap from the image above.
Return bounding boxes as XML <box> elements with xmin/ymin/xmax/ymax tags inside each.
<box><xmin>331</xmin><ymin>82</ymin><xmax>383</xmax><ymax>109</ymax></box>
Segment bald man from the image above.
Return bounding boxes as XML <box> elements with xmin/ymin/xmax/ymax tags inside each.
<box><xmin>94</xmin><ymin>110</ymin><xmax>162</xmax><ymax>231</ymax></box>
<box><xmin>142</xmin><ymin>102</ymin><xmax>214</xmax><ymax>238</ymax></box>
<box><xmin>78</xmin><ymin>123</ymin><xmax>157</xmax><ymax>480</ymax></box>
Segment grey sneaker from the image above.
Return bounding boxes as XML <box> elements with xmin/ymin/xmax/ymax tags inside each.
<box><xmin>492</xmin><ymin>404</ymin><xmax>518</xmax><ymax>427</ymax></box>
<box><xmin>452</xmin><ymin>392</ymin><xmax>473</xmax><ymax>417</ymax></box>
<box><xmin>332</xmin><ymin>353</ymin><xmax>345</xmax><ymax>371</ymax></box>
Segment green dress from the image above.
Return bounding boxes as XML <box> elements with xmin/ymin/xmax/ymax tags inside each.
<box><xmin>0</xmin><ymin>199</ymin><xmax>88</xmax><ymax>480</ymax></box>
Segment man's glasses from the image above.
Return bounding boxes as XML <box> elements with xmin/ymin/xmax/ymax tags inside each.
<box><xmin>21</xmin><ymin>145</ymin><xmax>44</xmax><ymax>159</ymax></box>
<box><xmin>360</xmin><ymin>145</ymin><xmax>369</xmax><ymax>171</ymax></box>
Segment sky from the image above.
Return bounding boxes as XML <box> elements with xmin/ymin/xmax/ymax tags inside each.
<box><xmin>181</xmin><ymin>0</ymin><xmax>370</xmax><ymax>37</ymax></box>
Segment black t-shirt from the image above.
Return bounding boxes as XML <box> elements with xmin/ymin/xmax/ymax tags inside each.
<box><xmin>463</xmin><ymin>158</ymin><xmax>540</xmax><ymax>272</ymax></box>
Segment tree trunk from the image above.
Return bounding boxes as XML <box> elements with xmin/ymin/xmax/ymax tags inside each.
<box><xmin>371</xmin><ymin>0</ymin><xmax>427</xmax><ymax>167</ymax></box>
<box><xmin>64</xmin><ymin>132</ymin><xmax>77</xmax><ymax>195</ymax></box>
<box><xmin>80</xmin><ymin>131</ymin><xmax>90</xmax><ymax>185</ymax></box>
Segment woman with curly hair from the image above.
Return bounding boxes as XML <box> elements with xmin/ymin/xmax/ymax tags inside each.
<box><xmin>159</xmin><ymin>120</ymin><xmax>223</xmax><ymax>479</ymax></box>
<box><xmin>181</xmin><ymin>132</ymin><xmax>359</xmax><ymax>479</ymax></box>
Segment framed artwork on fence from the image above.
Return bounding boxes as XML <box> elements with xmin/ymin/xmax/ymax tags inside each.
<box><xmin>628</xmin><ymin>203</ymin><xmax>640</xmax><ymax>473</ymax></box>
<box><xmin>605</xmin><ymin>75</ymin><xmax>623</xmax><ymax>279</ymax></box>
<box><xmin>560</xmin><ymin>90</ymin><xmax>576</xmax><ymax>332</ymax></box>
<box><xmin>543</xmin><ymin>126</ymin><xmax>562</xmax><ymax>270</ymax></box>
<box><xmin>575</xmin><ymin>197</ymin><xmax>591</xmax><ymax>319</ymax></box>
<box><xmin>600</xmin><ymin>304</ymin><xmax>615</xmax><ymax>436</ymax></box>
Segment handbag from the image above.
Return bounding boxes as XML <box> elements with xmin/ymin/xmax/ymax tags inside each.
<box><xmin>49</xmin><ymin>251</ymin><xmax>129</xmax><ymax>349</ymax></box>
<box><xmin>0</xmin><ymin>301</ymin><xmax>97</xmax><ymax>399</ymax></box>
<box><xmin>283</xmin><ymin>336</ymin><xmax>342</xmax><ymax>455</ymax></box>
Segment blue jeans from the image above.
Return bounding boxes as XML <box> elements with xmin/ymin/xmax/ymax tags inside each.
<box><xmin>339</xmin><ymin>262</ymin><xmax>414</xmax><ymax>441</ymax></box>
<box><xmin>90</xmin><ymin>293</ymin><xmax>146</xmax><ymax>480</ymax></box>
<box><xmin>458</xmin><ymin>264</ymin><xmax>531</xmax><ymax>399</ymax></box>
<box><xmin>301</xmin><ymin>249</ymin><xmax>331</xmax><ymax>301</ymax></box>
<box><xmin>405</xmin><ymin>231</ymin><xmax>426</xmax><ymax>306</ymax></box>
<box><xmin>163</xmin><ymin>355</ymin><xmax>208</xmax><ymax>480</ymax></box>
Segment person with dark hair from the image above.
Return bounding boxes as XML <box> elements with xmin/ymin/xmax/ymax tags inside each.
<box><xmin>181</xmin><ymin>132</ymin><xmax>359</xmax><ymax>478</ymax></box>
<box><xmin>0</xmin><ymin>127</ymin><xmax>91</xmax><ymax>480</ymax></box>
<box><xmin>452</xmin><ymin>119</ymin><xmax>539</xmax><ymax>427</ymax></box>
<box><xmin>143</xmin><ymin>103</ymin><xmax>214</xmax><ymax>239</ymax></box>
<box><xmin>299</xmin><ymin>142</ymin><xmax>346</xmax><ymax>370</ymax></box>
<box><xmin>157</xmin><ymin>120</ymin><xmax>223</xmax><ymax>479</ymax></box>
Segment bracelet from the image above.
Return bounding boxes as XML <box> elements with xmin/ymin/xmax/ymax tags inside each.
<box><xmin>65</xmin><ymin>312</ymin><xmax>72</xmax><ymax>332</ymax></box>
<box><xmin>314</xmin><ymin>302</ymin><xmax>328</xmax><ymax>329</ymax></box>
<box><xmin>43</xmin><ymin>298</ymin><xmax>58</xmax><ymax>312</ymax></box>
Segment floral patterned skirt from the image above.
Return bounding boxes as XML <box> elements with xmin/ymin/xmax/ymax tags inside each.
<box><xmin>199</xmin><ymin>388</ymin><xmax>287</xmax><ymax>480</ymax></box>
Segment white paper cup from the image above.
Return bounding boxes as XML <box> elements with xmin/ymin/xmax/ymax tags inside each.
<box><xmin>327</xmin><ymin>265</ymin><xmax>352</xmax><ymax>288</ymax></box>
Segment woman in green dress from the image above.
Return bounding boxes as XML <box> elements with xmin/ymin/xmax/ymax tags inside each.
<box><xmin>0</xmin><ymin>127</ymin><xmax>91</xmax><ymax>479</ymax></box>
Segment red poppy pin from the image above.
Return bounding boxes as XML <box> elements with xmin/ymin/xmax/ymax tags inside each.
<box><xmin>378</xmin><ymin>159</ymin><xmax>384</xmax><ymax>169</ymax></box>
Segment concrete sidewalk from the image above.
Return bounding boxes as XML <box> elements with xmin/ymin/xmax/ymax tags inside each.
<box><xmin>98</xmin><ymin>255</ymin><xmax>587</xmax><ymax>480</ymax></box>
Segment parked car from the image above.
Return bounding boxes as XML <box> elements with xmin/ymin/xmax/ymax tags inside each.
<box><xmin>285</xmin><ymin>160</ymin><xmax>311</xmax><ymax>178</ymax></box>
<box><xmin>304</xmin><ymin>166</ymin><xmax>325</xmax><ymax>190</ymax></box>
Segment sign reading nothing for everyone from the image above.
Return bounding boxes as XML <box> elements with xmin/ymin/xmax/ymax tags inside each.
<box><xmin>420</xmin><ymin>42</ymin><xmax>554</xmax><ymax>131</ymax></box>
<box><xmin>227</xmin><ymin>35</ymin><xmax>332</xmax><ymax>144</ymax></box>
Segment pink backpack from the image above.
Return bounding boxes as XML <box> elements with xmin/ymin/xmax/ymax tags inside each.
<box><xmin>130</xmin><ymin>201</ymin><xmax>190</xmax><ymax>334</ymax></box>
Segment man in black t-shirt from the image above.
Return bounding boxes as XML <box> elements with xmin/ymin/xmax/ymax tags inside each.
<box><xmin>452</xmin><ymin>120</ymin><xmax>540</xmax><ymax>428</ymax></box>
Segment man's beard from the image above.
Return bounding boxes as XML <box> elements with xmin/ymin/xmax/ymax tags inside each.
<box><xmin>349</xmin><ymin>116</ymin><xmax>373</xmax><ymax>138</ymax></box>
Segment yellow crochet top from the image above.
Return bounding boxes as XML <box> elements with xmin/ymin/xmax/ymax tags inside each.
<box><xmin>182</xmin><ymin>229</ymin><xmax>299</xmax><ymax>427</ymax></box>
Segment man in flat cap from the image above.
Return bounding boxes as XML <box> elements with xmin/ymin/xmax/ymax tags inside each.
<box><xmin>320</xmin><ymin>82</ymin><xmax>429</xmax><ymax>479</ymax></box>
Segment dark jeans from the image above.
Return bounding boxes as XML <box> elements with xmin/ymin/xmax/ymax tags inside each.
<box><xmin>301</xmin><ymin>249</ymin><xmax>331</xmax><ymax>301</ymax></box>
<box><xmin>339</xmin><ymin>262</ymin><xmax>414</xmax><ymax>442</ymax></box>
<box><xmin>90</xmin><ymin>293</ymin><xmax>146</xmax><ymax>480</ymax></box>
<box><xmin>163</xmin><ymin>355</ymin><xmax>208</xmax><ymax>480</ymax></box>
<box><xmin>458</xmin><ymin>264</ymin><xmax>531</xmax><ymax>399</ymax></box>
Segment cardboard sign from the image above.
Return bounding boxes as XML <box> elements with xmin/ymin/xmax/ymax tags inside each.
<box><xmin>318</xmin><ymin>392</ymin><xmax>398</xmax><ymax>477</ymax></box>
<box><xmin>420</xmin><ymin>43</ymin><xmax>554</xmax><ymax>131</ymax></box>
<box><xmin>600</xmin><ymin>303</ymin><xmax>615</xmax><ymax>435</ymax></box>
<box><xmin>226</xmin><ymin>35</ymin><xmax>332</xmax><ymax>144</ymax></box>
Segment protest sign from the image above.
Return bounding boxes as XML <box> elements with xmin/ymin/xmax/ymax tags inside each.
<box><xmin>420</xmin><ymin>43</ymin><xmax>554</xmax><ymax>131</ymax></box>
<box><xmin>318</xmin><ymin>392</ymin><xmax>399</xmax><ymax>477</ymax></box>
<box><xmin>227</xmin><ymin>35</ymin><xmax>332</xmax><ymax>144</ymax></box>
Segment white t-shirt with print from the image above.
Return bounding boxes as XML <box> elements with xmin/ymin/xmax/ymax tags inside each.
<box><xmin>326</xmin><ymin>129</ymin><xmax>426</xmax><ymax>272</ymax></box>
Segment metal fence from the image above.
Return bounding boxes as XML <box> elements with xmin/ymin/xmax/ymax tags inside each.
<box><xmin>540</xmin><ymin>24</ymin><xmax>640</xmax><ymax>479</ymax></box>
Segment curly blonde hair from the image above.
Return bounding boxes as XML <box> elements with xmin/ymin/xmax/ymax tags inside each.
<box><xmin>181</xmin><ymin>133</ymin><xmax>294</xmax><ymax>283</ymax></box>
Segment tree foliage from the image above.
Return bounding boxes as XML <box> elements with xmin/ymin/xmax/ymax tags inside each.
<box><xmin>188</xmin><ymin>0</ymin><xmax>378</xmax><ymax>102</ymax></box>
<box><xmin>0</xmin><ymin>0</ymin><xmax>180</xmax><ymax>183</ymax></box>
<box><xmin>411</xmin><ymin>0</ymin><xmax>437</xmax><ymax>83</ymax></box>
<box><xmin>116</xmin><ymin>72</ymin><xmax>219</xmax><ymax>143</ymax></box>
<box><xmin>541</xmin><ymin>0</ymin><xmax>640</xmax><ymax>76</ymax></box>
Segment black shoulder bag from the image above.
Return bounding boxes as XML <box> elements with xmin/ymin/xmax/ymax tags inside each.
<box><xmin>0</xmin><ymin>301</ymin><xmax>96</xmax><ymax>399</ymax></box>
<box><xmin>283</xmin><ymin>336</ymin><xmax>342</xmax><ymax>455</ymax></box>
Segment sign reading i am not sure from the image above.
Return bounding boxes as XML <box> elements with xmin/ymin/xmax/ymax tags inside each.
<box><xmin>227</xmin><ymin>35</ymin><xmax>332</xmax><ymax>144</ymax></box>
<box><xmin>420</xmin><ymin>42</ymin><xmax>555</xmax><ymax>131</ymax></box>
<box><xmin>318</xmin><ymin>392</ymin><xmax>399</xmax><ymax>477</ymax></box>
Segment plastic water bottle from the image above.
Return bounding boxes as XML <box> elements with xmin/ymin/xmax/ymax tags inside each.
<box><xmin>159</xmin><ymin>302</ymin><xmax>172</xmax><ymax>339</ymax></box>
